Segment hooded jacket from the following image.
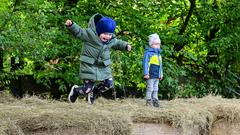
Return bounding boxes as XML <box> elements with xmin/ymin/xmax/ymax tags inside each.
<box><xmin>143</xmin><ymin>47</ymin><xmax>163</xmax><ymax>78</ymax></box>
<box><xmin>67</xmin><ymin>13</ymin><xmax>128</xmax><ymax>81</ymax></box>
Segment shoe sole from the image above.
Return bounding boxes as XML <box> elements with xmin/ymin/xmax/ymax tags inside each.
<box><xmin>68</xmin><ymin>85</ymin><xmax>78</xmax><ymax>103</ymax></box>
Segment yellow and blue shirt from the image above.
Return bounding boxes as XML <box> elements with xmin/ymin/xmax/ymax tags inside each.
<box><xmin>143</xmin><ymin>47</ymin><xmax>163</xmax><ymax>78</ymax></box>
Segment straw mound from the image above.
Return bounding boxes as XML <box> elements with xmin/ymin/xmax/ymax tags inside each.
<box><xmin>0</xmin><ymin>91</ymin><xmax>240</xmax><ymax>135</ymax></box>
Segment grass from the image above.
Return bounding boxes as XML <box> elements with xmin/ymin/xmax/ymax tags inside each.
<box><xmin>0</xmin><ymin>91</ymin><xmax>240</xmax><ymax>135</ymax></box>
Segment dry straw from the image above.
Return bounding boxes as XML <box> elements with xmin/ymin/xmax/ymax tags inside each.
<box><xmin>1</xmin><ymin>92</ymin><xmax>240</xmax><ymax>135</ymax></box>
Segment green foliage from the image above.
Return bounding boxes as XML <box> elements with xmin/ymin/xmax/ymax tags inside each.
<box><xmin>0</xmin><ymin>0</ymin><xmax>239</xmax><ymax>99</ymax></box>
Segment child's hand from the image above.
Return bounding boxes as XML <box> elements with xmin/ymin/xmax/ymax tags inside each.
<box><xmin>144</xmin><ymin>75</ymin><xmax>149</xmax><ymax>80</ymax></box>
<box><xmin>127</xmin><ymin>44</ymin><xmax>132</xmax><ymax>51</ymax></box>
<box><xmin>65</xmin><ymin>20</ymin><xmax>73</xmax><ymax>27</ymax></box>
<box><xmin>159</xmin><ymin>77</ymin><xmax>163</xmax><ymax>80</ymax></box>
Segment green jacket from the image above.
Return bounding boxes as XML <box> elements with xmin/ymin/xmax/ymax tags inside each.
<box><xmin>68</xmin><ymin>13</ymin><xmax>128</xmax><ymax>81</ymax></box>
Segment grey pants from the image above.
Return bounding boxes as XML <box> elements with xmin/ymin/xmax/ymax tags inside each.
<box><xmin>146</xmin><ymin>79</ymin><xmax>159</xmax><ymax>100</ymax></box>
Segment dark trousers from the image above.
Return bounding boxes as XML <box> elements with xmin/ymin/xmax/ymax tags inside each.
<box><xmin>82</xmin><ymin>78</ymin><xmax>114</xmax><ymax>93</ymax></box>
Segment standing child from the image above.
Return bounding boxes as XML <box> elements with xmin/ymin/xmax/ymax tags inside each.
<box><xmin>66</xmin><ymin>13</ymin><xmax>131</xmax><ymax>104</ymax></box>
<box><xmin>143</xmin><ymin>33</ymin><xmax>163</xmax><ymax>107</ymax></box>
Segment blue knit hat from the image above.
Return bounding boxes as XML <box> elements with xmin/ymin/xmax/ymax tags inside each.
<box><xmin>96</xmin><ymin>17</ymin><xmax>116</xmax><ymax>35</ymax></box>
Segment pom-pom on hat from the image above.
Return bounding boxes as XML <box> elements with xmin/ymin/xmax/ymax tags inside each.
<box><xmin>96</xmin><ymin>17</ymin><xmax>116</xmax><ymax>35</ymax></box>
<box><xmin>148</xmin><ymin>33</ymin><xmax>161</xmax><ymax>46</ymax></box>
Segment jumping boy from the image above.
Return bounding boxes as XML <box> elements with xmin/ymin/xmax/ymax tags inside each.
<box><xmin>65</xmin><ymin>13</ymin><xmax>131</xmax><ymax>104</ymax></box>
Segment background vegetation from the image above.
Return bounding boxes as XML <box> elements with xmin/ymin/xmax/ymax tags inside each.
<box><xmin>0</xmin><ymin>0</ymin><xmax>239</xmax><ymax>99</ymax></box>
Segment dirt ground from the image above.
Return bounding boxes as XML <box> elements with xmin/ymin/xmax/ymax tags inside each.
<box><xmin>131</xmin><ymin>121</ymin><xmax>240</xmax><ymax>135</ymax></box>
<box><xmin>131</xmin><ymin>123</ymin><xmax>182</xmax><ymax>135</ymax></box>
<box><xmin>210</xmin><ymin>119</ymin><xmax>240</xmax><ymax>135</ymax></box>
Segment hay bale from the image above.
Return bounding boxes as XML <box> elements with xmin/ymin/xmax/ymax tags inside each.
<box><xmin>1</xmin><ymin>93</ymin><xmax>240</xmax><ymax>135</ymax></box>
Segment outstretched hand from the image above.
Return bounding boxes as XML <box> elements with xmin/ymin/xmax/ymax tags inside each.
<box><xmin>65</xmin><ymin>20</ymin><xmax>73</xmax><ymax>27</ymax></box>
<box><xmin>127</xmin><ymin>44</ymin><xmax>132</xmax><ymax>51</ymax></box>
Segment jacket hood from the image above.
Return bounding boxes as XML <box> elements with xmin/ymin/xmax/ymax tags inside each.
<box><xmin>88</xmin><ymin>13</ymin><xmax>104</xmax><ymax>35</ymax></box>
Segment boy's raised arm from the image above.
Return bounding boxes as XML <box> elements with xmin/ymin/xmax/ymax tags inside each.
<box><xmin>65</xmin><ymin>20</ymin><xmax>88</xmax><ymax>41</ymax></box>
<box><xmin>111</xmin><ymin>39</ymin><xmax>131</xmax><ymax>51</ymax></box>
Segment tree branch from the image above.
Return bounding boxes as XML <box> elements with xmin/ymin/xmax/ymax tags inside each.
<box><xmin>174</xmin><ymin>0</ymin><xmax>196</xmax><ymax>52</ymax></box>
<box><xmin>179</xmin><ymin>0</ymin><xmax>196</xmax><ymax>35</ymax></box>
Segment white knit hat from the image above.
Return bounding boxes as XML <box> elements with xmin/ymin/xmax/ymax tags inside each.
<box><xmin>148</xmin><ymin>33</ymin><xmax>161</xmax><ymax>46</ymax></box>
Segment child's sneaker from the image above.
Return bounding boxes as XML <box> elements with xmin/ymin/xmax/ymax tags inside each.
<box><xmin>68</xmin><ymin>85</ymin><xmax>82</xmax><ymax>103</ymax></box>
<box><xmin>87</xmin><ymin>91</ymin><xmax>95</xmax><ymax>104</ymax></box>
<box><xmin>152</xmin><ymin>98</ymin><xmax>160</xmax><ymax>107</ymax></box>
<box><xmin>146</xmin><ymin>99</ymin><xmax>153</xmax><ymax>106</ymax></box>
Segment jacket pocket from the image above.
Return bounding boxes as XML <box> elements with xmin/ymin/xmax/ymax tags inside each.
<box><xmin>103</xmin><ymin>59</ymin><xmax>111</xmax><ymax>66</ymax></box>
<box><xmin>80</xmin><ymin>55</ymin><xmax>95</xmax><ymax>64</ymax></box>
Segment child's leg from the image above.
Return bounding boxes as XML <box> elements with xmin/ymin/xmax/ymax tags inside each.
<box><xmin>146</xmin><ymin>79</ymin><xmax>154</xmax><ymax>106</ymax></box>
<box><xmin>103</xmin><ymin>78</ymin><xmax>116</xmax><ymax>99</ymax></box>
<box><xmin>152</xmin><ymin>79</ymin><xmax>159</xmax><ymax>100</ymax></box>
<box><xmin>146</xmin><ymin>79</ymin><xmax>154</xmax><ymax>100</ymax></box>
<box><xmin>152</xmin><ymin>79</ymin><xmax>160</xmax><ymax>107</ymax></box>
<box><xmin>82</xmin><ymin>80</ymin><xmax>97</xmax><ymax>105</ymax></box>
<box><xmin>95</xmin><ymin>78</ymin><xmax>114</xmax><ymax>93</ymax></box>
<box><xmin>68</xmin><ymin>84</ymin><xmax>84</xmax><ymax>103</ymax></box>
<box><xmin>93</xmin><ymin>78</ymin><xmax>116</xmax><ymax>99</ymax></box>
<box><xmin>82</xmin><ymin>80</ymin><xmax>95</xmax><ymax>93</ymax></box>
<box><xmin>103</xmin><ymin>78</ymin><xmax>114</xmax><ymax>91</ymax></box>
<box><xmin>68</xmin><ymin>80</ymin><xmax>95</xmax><ymax>103</ymax></box>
